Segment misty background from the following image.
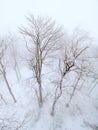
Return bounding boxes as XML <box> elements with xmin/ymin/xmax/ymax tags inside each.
<box><xmin>0</xmin><ymin>0</ymin><xmax>98</xmax><ymax>38</ymax></box>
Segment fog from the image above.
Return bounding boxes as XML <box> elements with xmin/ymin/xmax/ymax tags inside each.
<box><xmin>0</xmin><ymin>0</ymin><xmax>98</xmax><ymax>38</ymax></box>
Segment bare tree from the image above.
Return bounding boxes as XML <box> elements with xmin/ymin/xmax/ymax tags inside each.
<box><xmin>9</xmin><ymin>43</ymin><xmax>21</xmax><ymax>81</ymax></box>
<box><xmin>0</xmin><ymin>40</ymin><xmax>16</xmax><ymax>103</ymax></box>
<box><xmin>19</xmin><ymin>15</ymin><xmax>64</xmax><ymax>107</ymax></box>
<box><xmin>51</xmin><ymin>32</ymin><xmax>97</xmax><ymax>116</ymax></box>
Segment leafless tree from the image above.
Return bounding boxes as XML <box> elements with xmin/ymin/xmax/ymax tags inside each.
<box><xmin>0</xmin><ymin>39</ymin><xmax>16</xmax><ymax>103</ymax></box>
<box><xmin>19</xmin><ymin>15</ymin><xmax>64</xmax><ymax>107</ymax></box>
<box><xmin>9</xmin><ymin>43</ymin><xmax>21</xmax><ymax>81</ymax></box>
<box><xmin>51</xmin><ymin>32</ymin><xmax>97</xmax><ymax>116</ymax></box>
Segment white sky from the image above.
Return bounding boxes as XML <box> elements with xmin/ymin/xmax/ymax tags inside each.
<box><xmin>0</xmin><ymin>0</ymin><xmax>98</xmax><ymax>38</ymax></box>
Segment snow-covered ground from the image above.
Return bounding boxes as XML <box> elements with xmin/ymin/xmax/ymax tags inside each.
<box><xmin>0</xmin><ymin>62</ymin><xmax>98</xmax><ymax>130</ymax></box>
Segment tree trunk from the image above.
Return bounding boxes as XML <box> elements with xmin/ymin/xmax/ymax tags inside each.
<box><xmin>38</xmin><ymin>79</ymin><xmax>43</xmax><ymax>107</ymax></box>
<box><xmin>0</xmin><ymin>61</ymin><xmax>16</xmax><ymax>103</ymax></box>
<box><xmin>3</xmin><ymin>73</ymin><xmax>16</xmax><ymax>103</ymax></box>
<box><xmin>51</xmin><ymin>100</ymin><xmax>56</xmax><ymax>116</ymax></box>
